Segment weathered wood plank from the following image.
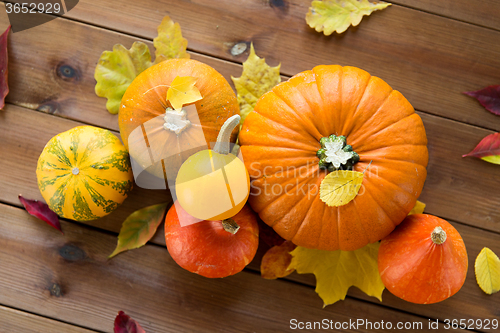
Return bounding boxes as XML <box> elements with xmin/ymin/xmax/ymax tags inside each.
<box><xmin>391</xmin><ymin>0</ymin><xmax>500</xmax><ymax>31</ymax></box>
<box><xmin>2</xmin><ymin>102</ymin><xmax>499</xmax><ymax>235</ymax></box>
<box><xmin>1</xmin><ymin>104</ymin><xmax>500</xmax><ymax>329</ymax></box>
<box><xmin>0</xmin><ymin>305</ymin><xmax>98</xmax><ymax>333</ymax></box>
<box><xmin>0</xmin><ymin>203</ymin><xmax>456</xmax><ymax>333</ymax></box>
<box><xmin>58</xmin><ymin>0</ymin><xmax>500</xmax><ymax>130</ymax></box>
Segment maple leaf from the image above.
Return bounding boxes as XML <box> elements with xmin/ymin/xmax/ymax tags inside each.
<box><xmin>95</xmin><ymin>42</ymin><xmax>152</xmax><ymax>114</ymax></box>
<box><xmin>109</xmin><ymin>203</ymin><xmax>169</xmax><ymax>258</ymax></box>
<box><xmin>464</xmin><ymin>85</ymin><xmax>500</xmax><ymax>116</ymax></box>
<box><xmin>306</xmin><ymin>0</ymin><xmax>391</xmax><ymax>35</ymax></box>
<box><xmin>408</xmin><ymin>200</ymin><xmax>425</xmax><ymax>215</ymax></box>
<box><xmin>154</xmin><ymin>16</ymin><xmax>190</xmax><ymax>64</ymax></box>
<box><xmin>319</xmin><ymin>170</ymin><xmax>364</xmax><ymax>207</ymax></box>
<box><xmin>166</xmin><ymin>76</ymin><xmax>202</xmax><ymax>111</ymax></box>
<box><xmin>19</xmin><ymin>195</ymin><xmax>62</xmax><ymax>234</ymax></box>
<box><xmin>475</xmin><ymin>247</ymin><xmax>500</xmax><ymax>295</ymax></box>
<box><xmin>463</xmin><ymin>132</ymin><xmax>500</xmax><ymax>165</ymax></box>
<box><xmin>114</xmin><ymin>311</ymin><xmax>146</xmax><ymax>333</ymax></box>
<box><xmin>231</xmin><ymin>44</ymin><xmax>281</xmax><ymax>126</ymax></box>
<box><xmin>0</xmin><ymin>25</ymin><xmax>10</xmax><ymax>110</ymax></box>
<box><xmin>289</xmin><ymin>243</ymin><xmax>384</xmax><ymax>306</ymax></box>
<box><xmin>261</xmin><ymin>241</ymin><xmax>296</xmax><ymax>279</ymax></box>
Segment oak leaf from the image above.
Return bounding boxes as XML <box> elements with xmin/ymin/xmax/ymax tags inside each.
<box><xmin>306</xmin><ymin>0</ymin><xmax>391</xmax><ymax>35</ymax></box>
<box><xmin>109</xmin><ymin>203</ymin><xmax>169</xmax><ymax>258</ymax></box>
<box><xmin>290</xmin><ymin>242</ymin><xmax>384</xmax><ymax>306</ymax></box>
<box><xmin>463</xmin><ymin>132</ymin><xmax>500</xmax><ymax>165</ymax></box>
<box><xmin>166</xmin><ymin>76</ymin><xmax>202</xmax><ymax>111</ymax></box>
<box><xmin>95</xmin><ymin>42</ymin><xmax>152</xmax><ymax>114</ymax></box>
<box><xmin>154</xmin><ymin>16</ymin><xmax>190</xmax><ymax>64</ymax></box>
<box><xmin>319</xmin><ymin>170</ymin><xmax>364</xmax><ymax>207</ymax></box>
<box><xmin>464</xmin><ymin>85</ymin><xmax>500</xmax><ymax>116</ymax></box>
<box><xmin>475</xmin><ymin>247</ymin><xmax>500</xmax><ymax>295</ymax></box>
<box><xmin>231</xmin><ymin>44</ymin><xmax>281</xmax><ymax>126</ymax></box>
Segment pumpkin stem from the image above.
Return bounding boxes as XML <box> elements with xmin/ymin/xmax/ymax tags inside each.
<box><xmin>213</xmin><ymin>115</ymin><xmax>240</xmax><ymax>155</ymax></box>
<box><xmin>431</xmin><ymin>226</ymin><xmax>447</xmax><ymax>245</ymax></box>
<box><xmin>317</xmin><ymin>134</ymin><xmax>359</xmax><ymax>172</ymax></box>
<box><xmin>222</xmin><ymin>218</ymin><xmax>240</xmax><ymax>234</ymax></box>
<box><xmin>163</xmin><ymin>107</ymin><xmax>191</xmax><ymax>135</ymax></box>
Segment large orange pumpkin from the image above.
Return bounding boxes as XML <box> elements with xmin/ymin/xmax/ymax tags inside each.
<box><xmin>119</xmin><ymin>59</ymin><xmax>239</xmax><ymax>179</ymax></box>
<box><xmin>239</xmin><ymin>65</ymin><xmax>428</xmax><ymax>251</ymax></box>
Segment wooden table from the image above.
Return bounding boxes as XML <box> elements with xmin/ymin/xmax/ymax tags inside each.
<box><xmin>1</xmin><ymin>0</ymin><xmax>499</xmax><ymax>332</ymax></box>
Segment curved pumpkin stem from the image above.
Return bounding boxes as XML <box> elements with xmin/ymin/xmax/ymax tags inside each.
<box><xmin>213</xmin><ymin>115</ymin><xmax>240</xmax><ymax>155</ymax></box>
<box><xmin>431</xmin><ymin>226</ymin><xmax>447</xmax><ymax>245</ymax></box>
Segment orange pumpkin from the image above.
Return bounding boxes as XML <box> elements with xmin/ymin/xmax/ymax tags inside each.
<box><xmin>119</xmin><ymin>59</ymin><xmax>239</xmax><ymax>179</ymax></box>
<box><xmin>378</xmin><ymin>214</ymin><xmax>468</xmax><ymax>304</ymax></box>
<box><xmin>239</xmin><ymin>65</ymin><xmax>428</xmax><ymax>251</ymax></box>
<box><xmin>165</xmin><ymin>202</ymin><xmax>259</xmax><ymax>278</ymax></box>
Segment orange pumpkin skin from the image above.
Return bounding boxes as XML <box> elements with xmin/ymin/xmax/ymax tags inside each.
<box><xmin>119</xmin><ymin>59</ymin><xmax>239</xmax><ymax>178</ymax></box>
<box><xmin>378</xmin><ymin>214</ymin><xmax>468</xmax><ymax>304</ymax></box>
<box><xmin>165</xmin><ymin>203</ymin><xmax>259</xmax><ymax>278</ymax></box>
<box><xmin>239</xmin><ymin>65</ymin><xmax>428</xmax><ymax>251</ymax></box>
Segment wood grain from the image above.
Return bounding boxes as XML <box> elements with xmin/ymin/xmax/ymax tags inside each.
<box><xmin>1</xmin><ymin>104</ymin><xmax>500</xmax><ymax>329</ymax></box>
<box><xmin>391</xmin><ymin>0</ymin><xmax>500</xmax><ymax>31</ymax></box>
<box><xmin>58</xmin><ymin>0</ymin><xmax>500</xmax><ymax>130</ymax></box>
<box><xmin>0</xmin><ymin>203</ymin><xmax>459</xmax><ymax>333</ymax></box>
<box><xmin>0</xmin><ymin>305</ymin><xmax>98</xmax><ymax>333</ymax></box>
<box><xmin>2</xmin><ymin>103</ymin><xmax>500</xmax><ymax>235</ymax></box>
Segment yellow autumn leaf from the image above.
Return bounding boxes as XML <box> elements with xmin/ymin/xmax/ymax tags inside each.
<box><xmin>408</xmin><ymin>200</ymin><xmax>426</xmax><ymax>215</ymax></box>
<box><xmin>154</xmin><ymin>16</ymin><xmax>190</xmax><ymax>64</ymax></box>
<box><xmin>320</xmin><ymin>170</ymin><xmax>363</xmax><ymax>207</ymax></box>
<box><xmin>166</xmin><ymin>76</ymin><xmax>203</xmax><ymax>111</ymax></box>
<box><xmin>306</xmin><ymin>0</ymin><xmax>391</xmax><ymax>36</ymax></box>
<box><xmin>289</xmin><ymin>243</ymin><xmax>384</xmax><ymax>306</ymax></box>
<box><xmin>475</xmin><ymin>247</ymin><xmax>500</xmax><ymax>295</ymax></box>
<box><xmin>231</xmin><ymin>44</ymin><xmax>281</xmax><ymax>126</ymax></box>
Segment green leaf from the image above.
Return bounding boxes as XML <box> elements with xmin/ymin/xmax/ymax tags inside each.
<box><xmin>475</xmin><ymin>247</ymin><xmax>500</xmax><ymax>295</ymax></box>
<box><xmin>306</xmin><ymin>0</ymin><xmax>391</xmax><ymax>35</ymax></box>
<box><xmin>231</xmin><ymin>44</ymin><xmax>281</xmax><ymax>126</ymax></box>
<box><xmin>109</xmin><ymin>203</ymin><xmax>169</xmax><ymax>258</ymax></box>
<box><xmin>95</xmin><ymin>42</ymin><xmax>152</xmax><ymax>114</ymax></box>
<box><xmin>154</xmin><ymin>16</ymin><xmax>190</xmax><ymax>64</ymax></box>
<box><xmin>289</xmin><ymin>243</ymin><xmax>384</xmax><ymax>306</ymax></box>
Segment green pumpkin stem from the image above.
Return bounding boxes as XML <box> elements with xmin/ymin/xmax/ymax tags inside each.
<box><xmin>317</xmin><ymin>134</ymin><xmax>359</xmax><ymax>171</ymax></box>
<box><xmin>213</xmin><ymin>115</ymin><xmax>240</xmax><ymax>155</ymax></box>
<box><xmin>222</xmin><ymin>218</ymin><xmax>240</xmax><ymax>234</ymax></box>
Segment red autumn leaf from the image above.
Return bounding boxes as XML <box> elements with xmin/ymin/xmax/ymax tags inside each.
<box><xmin>258</xmin><ymin>219</ymin><xmax>285</xmax><ymax>248</ymax></box>
<box><xmin>463</xmin><ymin>132</ymin><xmax>500</xmax><ymax>165</ymax></box>
<box><xmin>18</xmin><ymin>195</ymin><xmax>62</xmax><ymax>234</ymax></box>
<box><xmin>464</xmin><ymin>85</ymin><xmax>500</xmax><ymax>116</ymax></box>
<box><xmin>0</xmin><ymin>25</ymin><xmax>10</xmax><ymax>110</ymax></box>
<box><xmin>261</xmin><ymin>240</ymin><xmax>296</xmax><ymax>279</ymax></box>
<box><xmin>114</xmin><ymin>311</ymin><xmax>146</xmax><ymax>333</ymax></box>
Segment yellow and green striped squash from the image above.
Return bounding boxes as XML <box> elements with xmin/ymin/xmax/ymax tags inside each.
<box><xmin>36</xmin><ymin>126</ymin><xmax>133</xmax><ymax>221</ymax></box>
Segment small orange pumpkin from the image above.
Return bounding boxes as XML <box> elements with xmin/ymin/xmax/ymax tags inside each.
<box><xmin>119</xmin><ymin>59</ymin><xmax>239</xmax><ymax>179</ymax></box>
<box><xmin>378</xmin><ymin>214</ymin><xmax>468</xmax><ymax>304</ymax></box>
<box><xmin>164</xmin><ymin>202</ymin><xmax>259</xmax><ymax>278</ymax></box>
<box><xmin>239</xmin><ymin>65</ymin><xmax>428</xmax><ymax>251</ymax></box>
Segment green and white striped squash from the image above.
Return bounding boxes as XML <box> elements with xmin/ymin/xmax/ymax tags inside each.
<box><xmin>36</xmin><ymin>126</ymin><xmax>133</xmax><ymax>221</ymax></box>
